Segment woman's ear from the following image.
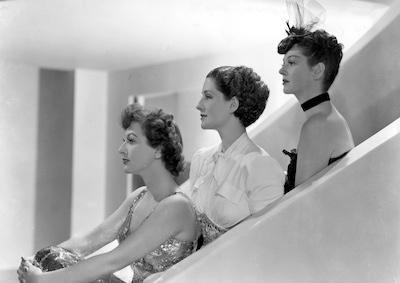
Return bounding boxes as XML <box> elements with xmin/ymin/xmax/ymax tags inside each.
<box><xmin>229</xmin><ymin>96</ymin><xmax>239</xmax><ymax>113</ymax></box>
<box><xmin>312</xmin><ymin>62</ymin><xmax>325</xmax><ymax>80</ymax></box>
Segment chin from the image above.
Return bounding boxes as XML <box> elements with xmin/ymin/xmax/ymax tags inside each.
<box><xmin>200</xmin><ymin>122</ymin><xmax>210</xmax><ymax>129</ymax></box>
<box><xmin>282</xmin><ymin>87</ymin><xmax>292</xmax><ymax>94</ymax></box>
<box><xmin>122</xmin><ymin>166</ymin><xmax>133</xmax><ymax>174</ymax></box>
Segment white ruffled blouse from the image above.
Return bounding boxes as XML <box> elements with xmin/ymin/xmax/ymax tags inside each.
<box><xmin>182</xmin><ymin>132</ymin><xmax>284</xmax><ymax>229</ymax></box>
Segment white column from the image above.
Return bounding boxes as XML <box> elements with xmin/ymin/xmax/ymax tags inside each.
<box><xmin>72</xmin><ymin>70</ymin><xmax>108</xmax><ymax>235</ymax></box>
<box><xmin>0</xmin><ymin>61</ymin><xmax>39</xmax><ymax>269</ymax></box>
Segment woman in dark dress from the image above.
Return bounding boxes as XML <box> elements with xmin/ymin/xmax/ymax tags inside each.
<box><xmin>278</xmin><ymin>1</ymin><xmax>354</xmax><ymax>193</ymax></box>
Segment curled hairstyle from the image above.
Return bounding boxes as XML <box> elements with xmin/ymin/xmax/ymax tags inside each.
<box><xmin>121</xmin><ymin>103</ymin><xmax>184</xmax><ymax>177</ymax></box>
<box><xmin>206</xmin><ymin>66</ymin><xmax>270</xmax><ymax>127</ymax></box>
<box><xmin>278</xmin><ymin>28</ymin><xmax>343</xmax><ymax>91</ymax></box>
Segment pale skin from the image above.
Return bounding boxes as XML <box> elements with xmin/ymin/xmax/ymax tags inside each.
<box><xmin>279</xmin><ymin>45</ymin><xmax>354</xmax><ymax>186</ymax></box>
<box><xmin>174</xmin><ymin>76</ymin><xmax>248</xmax><ymax>184</ymax></box>
<box><xmin>197</xmin><ymin>77</ymin><xmax>244</xmax><ymax>152</ymax></box>
<box><xmin>18</xmin><ymin>122</ymin><xmax>198</xmax><ymax>283</ymax></box>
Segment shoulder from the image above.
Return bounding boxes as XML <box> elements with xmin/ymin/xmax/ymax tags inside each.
<box><xmin>242</xmin><ymin>145</ymin><xmax>281</xmax><ymax>169</ymax></box>
<box><xmin>300</xmin><ymin>113</ymin><xmax>336</xmax><ymax>146</ymax></box>
<box><xmin>302</xmin><ymin>113</ymin><xmax>330</xmax><ymax>133</ymax></box>
<box><xmin>192</xmin><ymin>145</ymin><xmax>218</xmax><ymax>161</ymax></box>
<box><xmin>156</xmin><ymin>193</ymin><xmax>195</xmax><ymax>221</ymax></box>
<box><xmin>126</xmin><ymin>186</ymin><xmax>147</xmax><ymax>203</ymax></box>
<box><xmin>244</xmin><ymin>150</ymin><xmax>278</xmax><ymax>167</ymax></box>
<box><xmin>190</xmin><ymin>145</ymin><xmax>219</xmax><ymax>175</ymax></box>
<box><xmin>242</xmin><ymin>150</ymin><xmax>284</xmax><ymax>181</ymax></box>
<box><xmin>302</xmin><ymin>111</ymin><xmax>353</xmax><ymax>147</ymax></box>
<box><xmin>302</xmin><ymin>110</ymin><xmax>351</xmax><ymax>135</ymax></box>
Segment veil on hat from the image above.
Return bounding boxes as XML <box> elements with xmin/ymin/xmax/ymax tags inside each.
<box><xmin>284</xmin><ymin>0</ymin><xmax>326</xmax><ymax>35</ymax></box>
<box><xmin>278</xmin><ymin>0</ymin><xmax>327</xmax><ymax>53</ymax></box>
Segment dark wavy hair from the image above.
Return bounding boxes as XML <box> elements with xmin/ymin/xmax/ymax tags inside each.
<box><xmin>121</xmin><ymin>103</ymin><xmax>184</xmax><ymax>177</ymax></box>
<box><xmin>206</xmin><ymin>66</ymin><xmax>269</xmax><ymax>127</ymax></box>
<box><xmin>278</xmin><ymin>28</ymin><xmax>343</xmax><ymax>91</ymax></box>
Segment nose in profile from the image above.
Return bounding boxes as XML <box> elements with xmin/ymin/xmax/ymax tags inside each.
<box><xmin>279</xmin><ymin>65</ymin><xmax>286</xmax><ymax>75</ymax></box>
<box><xmin>196</xmin><ymin>103</ymin><xmax>201</xmax><ymax>111</ymax></box>
<box><xmin>118</xmin><ymin>142</ymin><xmax>126</xmax><ymax>155</ymax></box>
<box><xmin>196</xmin><ymin>97</ymin><xmax>204</xmax><ymax>111</ymax></box>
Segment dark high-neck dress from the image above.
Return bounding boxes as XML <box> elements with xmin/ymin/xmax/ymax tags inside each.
<box><xmin>283</xmin><ymin>92</ymin><xmax>349</xmax><ymax>194</ymax></box>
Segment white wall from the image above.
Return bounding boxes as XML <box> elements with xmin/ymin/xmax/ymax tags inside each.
<box><xmin>0</xmin><ymin>63</ymin><xmax>74</xmax><ymax>282</ymax></box>
<box><xmin>72</xmin><ymin>70</ymin><xmax>109</xmax><ymax>235</ymax></box>
<box><xmin>0</xmin><ymin>61</ymin><xmax>39</xmax><ymax>270</ymax></box>
<box><xmin>332</xmin><ymin>0</ymin><xmax>400</xmax><ymax>145</ymax></box>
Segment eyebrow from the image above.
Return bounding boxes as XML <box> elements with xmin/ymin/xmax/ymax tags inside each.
<box><xmin>286</xmin><ymin>55</ymin><xmax>301</xmax><ymax>60</ymax></box>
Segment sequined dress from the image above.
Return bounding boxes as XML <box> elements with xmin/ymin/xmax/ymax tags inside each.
<box><xmin>196</xmin><ymin>211</ymin><xmax>228</xmax><ymax>247</ymax></box>
<box><xmin>117</xmin><ymin>189</ymin><xmax>196</xmax><ymax>283</ymax></box>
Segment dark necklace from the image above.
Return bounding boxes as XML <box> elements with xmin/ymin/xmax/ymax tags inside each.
<box><xmin>300</xmin><ymin>92</ymin><xmax>330</xmax><ymax>111</ymax></box>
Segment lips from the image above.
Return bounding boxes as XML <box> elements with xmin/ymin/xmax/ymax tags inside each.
<box><xmin>200</xmin><ymin>114</ymin><xmax>207</xmax><ymax>120</ymax></box>
<box><xmin>282</xmin><ymin>79</ymin><xmax>289</xmax><ymax>85</ymax></box>
<box><xmin>122</xmin><ymin>158</ymin><xmax>129</xmax><ymax>165</ymax></box>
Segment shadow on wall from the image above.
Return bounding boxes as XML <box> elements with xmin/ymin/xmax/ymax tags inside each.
<box><xmin>333</xmin><ymin>86</ymin><xmax>400</xmax><ymax>146</ymax></box>
<box><xmin>34</xmin><ymin>69</ymin><xmax>74</xmax><ymax>251</ymax></box>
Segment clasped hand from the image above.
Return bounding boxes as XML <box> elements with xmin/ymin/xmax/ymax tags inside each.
<box><xmin>17</xmin><ymin>257</ymin><xmax>42</xmax><ymax>283</ymax></box>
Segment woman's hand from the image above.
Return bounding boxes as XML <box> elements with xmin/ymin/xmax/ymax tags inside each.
<box><xmin>17</xmin><ymin>257</ymin><xmax>32</xmax><ymax>283</ymax></box>
<box><xmin>17</xmin><ymin>258</ymin><xmax>42</xmax><ymax>283</ymax></box>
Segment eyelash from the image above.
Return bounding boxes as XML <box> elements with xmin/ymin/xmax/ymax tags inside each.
<box><xmin>282</xmin><ymin>61</ymin><xmax>295</xmax><ymax>68</ymax></box>
<box><xmin>123</xmin><ymin>136</ymin><xmax>135</xmax><ymax>143</ymax></box>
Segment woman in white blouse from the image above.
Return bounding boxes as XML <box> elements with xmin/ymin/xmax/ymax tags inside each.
<box><xmin>183</xmin><ymin>66</ymin><xmax>285</xmax><ymax>247</ymax></box>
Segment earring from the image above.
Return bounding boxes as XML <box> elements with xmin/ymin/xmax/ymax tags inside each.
<box><xmin>155</xmin><ymin>150</ymin><xmax>162</xmax><ymax>159</ymax></box>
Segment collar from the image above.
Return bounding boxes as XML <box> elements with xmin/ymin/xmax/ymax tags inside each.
<box><xmin>212</xmin><ymin>132</ymin><xmax>250</xmax><ymax>162</ymax></box>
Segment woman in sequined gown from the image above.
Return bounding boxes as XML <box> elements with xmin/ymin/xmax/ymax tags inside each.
<box><xmin>278</xmin><ymin>14</ymin><xmax>354</xmax><ymax>193</ymax></box>
<box><xmin>18</xmin><ymin>104</ymin><xmax>198</xmax><ymax>283</ymax></box>
<box><xmin>181</xmin><ymin>66</ymin><xmax>285</xmax><ymax>247</ymax></box>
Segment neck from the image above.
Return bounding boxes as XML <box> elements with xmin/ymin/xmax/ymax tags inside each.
<box><xmin>217</xmin><ymin>119</ymin><xmax>246</xmax><ymax>152</ymax></box>
<box><xmin>301</xmin><ymin>92</ymin><xmax>330</xmax><ymax>111</ymax></box>
<box><xmin>140</xmin><ymin>163</ymin><xmax>177</xmax><ymax>202</ymax></box>
<box><xmin>295</xmin><ymin>84</ymin><xmax>325</xmax><ymax>105</ymax></box>
<box><xmin>301</xmin><ymin>92</ymin><xmax>332</xmax><ymax>119</ymax></box>
<box><xmin>294</xmin><ymin>85</ymin><xmax>331</xmax><ymax>118</ymax></box>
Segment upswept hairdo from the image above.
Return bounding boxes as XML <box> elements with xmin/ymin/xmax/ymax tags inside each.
<box><xmin>206</xmin><ymin>66</ymin><xmax>270</xmax><ymax>127</ymax></box>
<box><xmin>121</xmin><ymin>103</ymin><xmax>184</xmax><ymax>177</ymax></box>
<box><xmin>278</xmin><ymin>27</ymin><xmax>343</xmax><ymax>91</ymax></box>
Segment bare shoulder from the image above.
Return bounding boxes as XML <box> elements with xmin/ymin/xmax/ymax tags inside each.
<box><xmin>125</xmin><ymin>186</ymin><xmax>147</xmax><ymax>203</ymax></box>
<box><xmin>301</xmin><ymin>113</ymin><xmax>332</xmax><ymax>140</ymax></box>
<box><xmin>157</xmin><ymin>193</ymin><xmax>195</xmax><ymax>220</ymax></box>
<box><xmin>300</xmin><ymin>111</ymin><xmax>354</xmax><ymax>155</ymax></box>
<box><xmin>303</xmin><ymin>112</ymin><xmax>349</xmax><ymax>136</ymax></box>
